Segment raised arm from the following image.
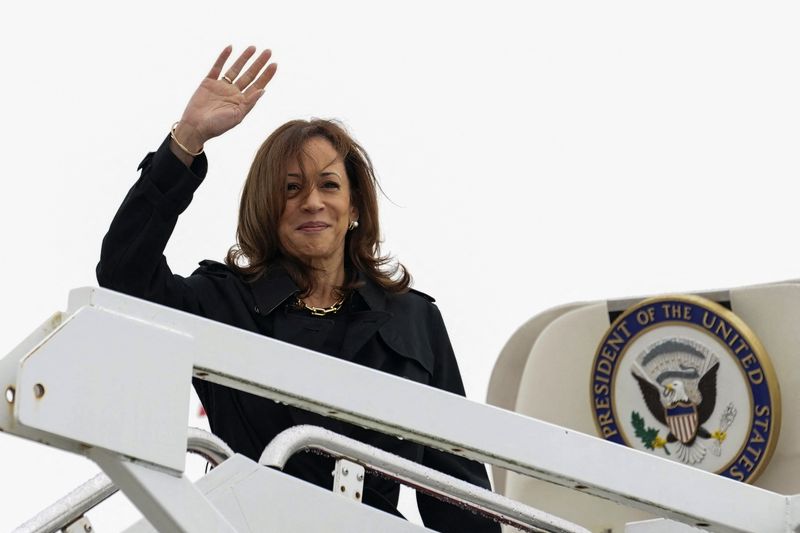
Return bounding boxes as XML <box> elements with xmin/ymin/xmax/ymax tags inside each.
<box><xmin>96</xmin><ymin>46</ymin><xmax>276</xmax><ymax>311</ymax></box>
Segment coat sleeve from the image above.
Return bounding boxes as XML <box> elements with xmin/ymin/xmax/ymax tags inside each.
<box><xmin>416</xmin><ymin>303</ymin><xmax>501</xmax><ymax>533</ymax></box>
<box><xmin>96</xmin><ymin>135</ymin><xmax>209</xmax><ymax>314</ymax></box>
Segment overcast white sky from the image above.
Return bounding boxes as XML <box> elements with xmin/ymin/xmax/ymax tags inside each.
<box><xmin>2</xmin><ymin>1</ymin><xmax>800</xmax><ymax>530</ymax></box>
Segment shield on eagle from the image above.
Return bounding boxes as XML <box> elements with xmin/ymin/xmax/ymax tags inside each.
<box><xmin>665</xmin><ymin>402</ymin><xmax>699</xmax><ymax>444</ymax></box>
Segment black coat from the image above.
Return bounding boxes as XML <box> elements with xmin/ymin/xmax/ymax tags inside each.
<box><xmin>97</xmin><ymin>137</ymin><xmax>500</xmax><ymax>532</ymax></box>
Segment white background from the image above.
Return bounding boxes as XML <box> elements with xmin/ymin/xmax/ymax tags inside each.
<box><xmin>2</xmin><ymin>1</ymin><xmax>799</xmax><ymax>530</ymax></box>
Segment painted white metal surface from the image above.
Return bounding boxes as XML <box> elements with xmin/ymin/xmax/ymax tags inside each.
<box><xmin>15</xmin><ymin>306</ymin><xmax>192</xmax><ymax>473</ymax></box>
<box><xmin>625</xmin><ymin>518</ymin><xmax>706</xmax><ymax>532</ymax></box>
<box><xmin>89</xmin><ymin>447</ymin><xmax>237</xmax><ymax>533</ymax></box>
<box><xmin>487</xmin><ymin>301</ymin><xmax>589</xmax><ymax>495</ymax></box>
<box><xmin>15</xmin><ymin>428</ymin><xmax>234</xmax><ymax>533</ymax></box>
<box><xmin>2</xmin><ymin>287</ymin><xmax>798</xmax><ymax>532</ymax></box>
<box><xmin>504</xmin><ymin>301</ymin><xmax>656</xmax><ymax>530</ymax></box>
<box><xmin>62</xmin><ymin>516</ymin><xmax>93</xmax><ymax>533</ymax></box>
<box><xmin>495</xmin><ymin>281</ymin><xmax>800</xmax><ymax>532</ymax></box>
<box><xmin>787</xmin><ymin>494</ymin><xmax>800</xmax><ymax>532</ymax></box>
<box><xmin>730</xmin><ymin>283</ymin><xmax>800</xmax><ymax>494</ymax></box>
<box><xmin>261</xmin><ymin>425</ymin><xmax>589</xmax><ymax>533</ymax></box>
<box><xmin>123</xmin><ymin>455</ymin><xmax>430</xmax><ymax>533</ymax></box>
<box><xmin>13</xmin><ymin>473</ymin><xmax>114</xmax><ymax>533</ymax></box>
<box><xmin>258</xmin><ymin>425</ymin><xmax>589</xmax><ymax>533</ymax></box>
<box><xmin>333</xmin><ymin>458</ymin><xmax>365</xmax><ymax>502</ymax></box>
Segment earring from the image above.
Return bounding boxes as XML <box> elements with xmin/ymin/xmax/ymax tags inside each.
<box><xmin>348</xmin><ymin>220</ymin><xmax>359</xmax><ymax>231</ymax></box>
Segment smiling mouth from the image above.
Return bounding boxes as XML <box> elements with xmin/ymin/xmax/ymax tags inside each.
<box><xmin>297</xmin><ymin>222</ymin><xmax>330</xmax><ymax>231</ymax></box>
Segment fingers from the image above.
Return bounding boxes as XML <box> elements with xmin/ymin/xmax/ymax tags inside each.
<box><xmin>222</xmin><ymin>46</ymin><xmax>257</xmax><ymax>83</ymax></box>
<box><xmin>234</xmin><ymin>49</ymin><xmax>273</xmax><ymax>90</ymax></box>
<box><xmin>207</xmin><ymin>45</ymin><xmax>275</xmax><ymax>94</ymax></box>
<box><xmin>243</xmin><ymin>63</ymin><xmax>278</xmax><ymax>100</ymax></box>
<box><xmin>206</xmin><ymin>46</ymin><xmax>233</xmax><ymax>79</ymax></box>
<box><xmin>241</xmin><ymin>63</ymin><xmax>277</xmax><ymax>117</ymax></box>
<box><xmin>204</xmin><ymin>46</ymin><xmax>277</xmax><ymax>119</ymax></box>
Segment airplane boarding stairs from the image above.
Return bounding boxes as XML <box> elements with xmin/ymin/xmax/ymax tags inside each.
<box><xmin>2</xmin><ymin>287</ymin><xmax>797</xmax><ymax>532</ymax></box>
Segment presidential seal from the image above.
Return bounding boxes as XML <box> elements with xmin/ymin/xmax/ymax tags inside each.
<box><xmin>590</xmin><ymin>295</ymin><xmax>781</xmax><ymax>483</ymax></box>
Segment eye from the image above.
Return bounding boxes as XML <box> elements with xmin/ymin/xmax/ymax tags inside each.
<box><xmin>321</xmin><ymin>180</ymin><xmax>341</xmax><ymax>190</ymax></box>
<box><xmin>286</xmin><ymin>182</ymin><xmax>302</xmax><ymax>192</ymax></box>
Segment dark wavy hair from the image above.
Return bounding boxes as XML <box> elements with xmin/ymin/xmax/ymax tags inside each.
<box><xmin>226</xmin><ymin>119</ymin><xmax>410</xmax><ymax>295</ymax></box>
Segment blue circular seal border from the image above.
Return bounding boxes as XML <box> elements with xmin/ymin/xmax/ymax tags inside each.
<box><xmin>590</xmin><ymin>294</ymin><xmax>781</xmax><ymax>484</ymax></box>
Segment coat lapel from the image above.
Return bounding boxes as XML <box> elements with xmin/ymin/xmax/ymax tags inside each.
<box><xmin>247</xmin><ymin>269</ymin><xmax>395</xmax><ymax>436</ymax></box>
<box><xmin>339</xmin><ymin>274</ymin><xmax>392</xmax><ymax>359</ymax></box>
<box><xmin>339</xmin><ymin>311</ymin><xmax>391</xmax><ymax>360</ymax></box>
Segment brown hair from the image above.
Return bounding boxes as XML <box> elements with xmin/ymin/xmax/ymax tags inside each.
<box><xmin>225</xmin><ymin>119</ymin><xmax>411</xmax><ymax>294</ymax></box>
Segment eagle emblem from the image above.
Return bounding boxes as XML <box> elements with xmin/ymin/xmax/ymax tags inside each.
<box><xmin>631</xmin><ymin>339</ymin><xmax>720</xmax><ymax>464</ymax></box>
<box><xmin>590</xmin><ymin>295</ymin><xmax>780</xmax><ymax>483</ymax></box>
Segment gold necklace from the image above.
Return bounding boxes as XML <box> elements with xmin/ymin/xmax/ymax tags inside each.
<box><xmin>295</xmin><ymin>295</ymin><xmax>346</xmax><ymax>316</ymax></box>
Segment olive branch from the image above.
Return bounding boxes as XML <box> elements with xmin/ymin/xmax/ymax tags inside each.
<box><xmin>631</xmin><ymin>411</ymin><xmax>670</xmax><ymax>456</ymax></box>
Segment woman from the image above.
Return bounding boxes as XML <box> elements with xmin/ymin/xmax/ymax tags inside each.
<box><xmin>97</xmin><ymin>46</ymin><xmax>499</xmax><ymax>532</ymax></box>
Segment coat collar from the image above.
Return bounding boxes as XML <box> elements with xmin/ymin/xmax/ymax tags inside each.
<box><xmin>248</xmin><ymin>267</ymin><xmax>434</xmax><ymax>377</ymax></box>
<box><xmin>249</xmin><ymin>267</ymin><xmax>300</xmax><ymax>316</ymax></box>
<box><xmin>352</xmin><ymin>271</ymin><xmax>388</xmax><ymax>312</ymax></box>
<box><xmin>249</xmin><ymin>267</ymin><xmax>388</xmax><ymax>316</ymax></box>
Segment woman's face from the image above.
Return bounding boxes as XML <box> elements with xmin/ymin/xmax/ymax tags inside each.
<box><xmin>278</xmin><ymin>136</ymin><xmax>357</xmax><ymax>267</ymax></box>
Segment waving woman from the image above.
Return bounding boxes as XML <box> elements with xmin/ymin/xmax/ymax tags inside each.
<box><xmin>97</xmin><ymin>46</ymin><xmax>499</xmax><ymax>532</ymax></box>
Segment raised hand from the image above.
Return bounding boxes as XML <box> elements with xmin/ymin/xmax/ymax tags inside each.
<box><xmin>172</xmin><ymin>46</ymin><xmax>277</xmax><ymax>157</ymax></box>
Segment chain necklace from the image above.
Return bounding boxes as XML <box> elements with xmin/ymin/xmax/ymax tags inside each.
<box><xmin>295</xmin><ymin>295</ymin><xmax>346</xmax><ymax>316</ymax></box>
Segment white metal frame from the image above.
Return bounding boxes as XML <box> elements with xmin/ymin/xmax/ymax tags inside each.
<box><xmin>1</xmin><ymin>287</ymin><xmax>797</xmax><ymax>532</ymax></box>
<box><xmin>14</xmin><ymin>428</ymin><xmax>234</xmax><ymax>533</ymax></box>
<box><xmin>260</xmin><ymin>425</ymin><xmax>588</xmax><ymax>533</ymax></box>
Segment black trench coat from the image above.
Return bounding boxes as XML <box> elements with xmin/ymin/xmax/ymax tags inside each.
<box><xmin>96</xmin><ymin>137</ymin><xmax>500</xmax><ymax>532</ymax></box>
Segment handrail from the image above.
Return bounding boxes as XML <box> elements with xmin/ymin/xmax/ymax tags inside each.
<box><xmin>260</xmin><ymin>425</ymin><xmax>590</xmax><ymax>533</ymax></box>
<box><xmin>186</xmin><ymin>427</ymin><xmax>236</xmax><ymax>467</ymax></box>
<box><xmin>14</xmin><ymin>428</ymin><xmax>233</xmax><ymax>533</ymax></box>
<box><xmin>3</xmin><ymin>287</ymin><xmax>789</xmax><ymax>532</ymax></box>
<box><xmin>13</xmin><ymin>474</ymin><xmax>115</xmax><ymax>533</ymax></box>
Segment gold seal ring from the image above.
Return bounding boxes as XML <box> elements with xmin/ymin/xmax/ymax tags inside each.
<box><xmin>222</xmin><ymin>75</ymin><xmax>234</xmax><ymax>84</ymax></box>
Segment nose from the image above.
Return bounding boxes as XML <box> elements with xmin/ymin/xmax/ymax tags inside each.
<box><xmin>300</xmin><ymin>187</ymin><xmax>324</xmax><ymax>212</ymax></box>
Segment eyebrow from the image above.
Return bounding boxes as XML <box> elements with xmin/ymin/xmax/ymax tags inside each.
<box><xmin>286</xmin><ymin>171</ymin><xmax>342</xmax><ymax>179</ymax></box>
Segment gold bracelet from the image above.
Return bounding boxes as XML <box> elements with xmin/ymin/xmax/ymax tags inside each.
<box><xmin>170</xmin><ymin>122</ymin><xmax>204</xmax><ymax>157</ymax></box>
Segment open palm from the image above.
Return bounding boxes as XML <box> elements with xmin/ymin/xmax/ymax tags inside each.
<box><xmin>177</xmin><ymin>46</ymin><xmax>277</xmax><ymax>148</ymax></box>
